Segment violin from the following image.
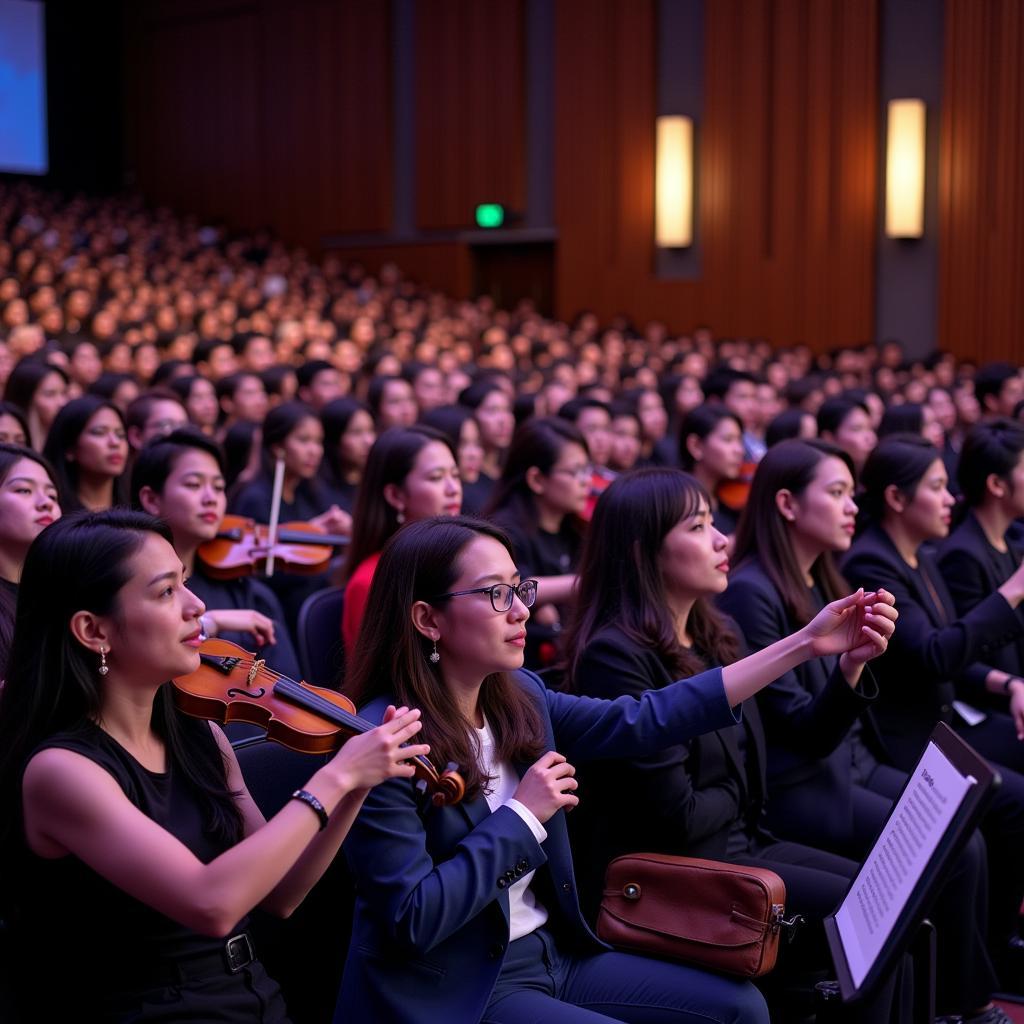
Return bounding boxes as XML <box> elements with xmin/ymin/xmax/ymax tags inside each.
<box><xmin>172</xmin><ymin>638</ymin><xmax>466</xmax><ymax>807</ymax></box>
<box><xmin>197</xmin><ymin>515</ymin><xmax>347</xmax><ymax>579</ymax></box>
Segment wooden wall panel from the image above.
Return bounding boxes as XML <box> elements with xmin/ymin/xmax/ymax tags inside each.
<box><xmin>123</xmin><ymin>0</ymin><xmax>391</xmax><ymax>249</ymax></box>
<box><xmin>939</xmin><ymin>0</ymin><xmax>1024</xmax><ymax>363</ymax></box>
<box><xmin>414</xmin><ymin>0</ymin><xmax>526</xmax><ymax>231</ymax></box>
<box><xmin>554</xmin><ymin>0</ymin><xmax>879</xmax><ymax>351</ymax></box>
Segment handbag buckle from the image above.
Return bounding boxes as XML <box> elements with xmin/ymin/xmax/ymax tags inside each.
<box><xmin>770</xmin><ymin>904</ymin><xmax>805</xmax><ymax>942</ymax></box>
<box><xmin>623</xmin><ymin>882</ymin><xmax>641</xmax><ymax>900</ymax></box>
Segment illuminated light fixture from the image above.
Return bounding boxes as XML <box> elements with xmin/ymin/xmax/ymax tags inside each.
<box><xmin>475</xmin><ymin>203</ymin><xmax>506</xmax><ymax>229</ymax></box>
<box><xmin>885</xmin><ymin>99</ymin><xmax>926</xmax><ymax>238</ymax></box>
<box><xmin>655</xmin><ymin>115</ymin><xmax>693</xmax><ymax>247</ymax></box>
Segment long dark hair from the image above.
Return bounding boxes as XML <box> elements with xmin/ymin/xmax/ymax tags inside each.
<box><xmin>320</xmin><ymin>396</ymin><xmax>371</xmax><ymax>487</ymax></box>
<box><xmin>733</xmin><ymin>439</ymin><xmax>853</xmax><ymax>624</ymax></box>
<box><xmin>565</xmin><ymin>468</ymin><xmax>740</xmax><ymax>687</ymax></box>
<box><xmin>42</xmin><ymin>395</ymin><xmax>129</xmax><ymax>512</ymax></box>
<box><xmin>345</xmin><ymin>516</ymin><xmax>545</xmax><ymax>801</ymax></box>
<box><xmin>859</xmin><ymin>434</ymin><xmax>942</xmax><ymax>525</ymax></box>
<box><xmin>250</xmin><ymin>399</ymin><xmax>325</xmax><ymax>506</ymax></box>
<box><xmin>0</xmin><ymin>510</ymin><xmax>243</xmax><ymax>919</ymax></box>
<box><xmin>484</xmin><ymin>417</ymin><xmax>587</xmax><ymax>534</ymax></box>
<box><xmin>0</xmin><ymin>444</ymin><xmax>60</xmax><ymax>681</ymax></box>
<box><xmin>3</xmin><ymin>358</ymin><xmax>68</xmax><ymax>414</ymax></box>
<box><xmin>0</xmin><ymin>401</ymin><xmax>31</xmax><ymax>444</ymax></box>
<box><xmin>343</xmin><ymin>425</ymin><xmax>455</xmax><ymax>579</ymax></box>
<box><xmin>678</xmin><ymin>405</ymin><xmax>743</xmax><ymax>471</ymax></box>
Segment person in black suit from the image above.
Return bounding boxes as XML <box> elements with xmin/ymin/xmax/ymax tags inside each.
<box><xmin>717</xmin><ymin>440</ymin><xmax>1008</xmax><ymax>1018</ymax></box>
<box><xmin>564</xmin><ymin>468</ymin><xmax>926</xmax><ymax>1022</ymax></box>
<box><xmin>938</xmin><ymin>418</ymin><xmax>1024</xmax><ymax>723</ymax></box>
<box><xmin>842</xmin><ymin>434</ymin><xmax>1024</xmax><ymax>988</ymax></box>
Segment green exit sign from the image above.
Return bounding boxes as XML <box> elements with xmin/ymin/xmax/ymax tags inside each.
<box><xmin>475</xmin><ymin>203</ymin><xmax>506</xmax><ymax>229</ymax></box>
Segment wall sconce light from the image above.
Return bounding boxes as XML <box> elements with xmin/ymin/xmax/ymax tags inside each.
<box><xmin>655</xmin><ymin>115</ymin><xmax>693</xmax><ymax>248</ymax></box>
<box><xmin>885</xmin><ymin>99</ymin><xmax>926</xmax><ymax>238</ymax></box>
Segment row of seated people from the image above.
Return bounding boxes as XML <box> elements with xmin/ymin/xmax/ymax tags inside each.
<box><xmin>5</xmin><ymin>355</ymin><xmax>1023</xmax><ymax>676</ymax></box>
<box><xmin>0</xmin><ymin>418</ymin><xmax>1023</xmax><ymax>1021</ymax></box>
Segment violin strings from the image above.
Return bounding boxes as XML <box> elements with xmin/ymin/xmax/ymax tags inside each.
<box><xmin>204</xmin><ymin>654</ymin><xmax>437</xmax><ymax>772</ymax></box>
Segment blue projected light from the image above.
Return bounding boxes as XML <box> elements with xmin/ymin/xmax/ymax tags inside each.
<box><xmin>0</xmin><ymin>0</ymin><xmax>48</xmax><ymax>175</ymax></box>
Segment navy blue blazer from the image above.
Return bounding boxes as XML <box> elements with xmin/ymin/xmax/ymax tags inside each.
<box><xmin>842</xmin><ymin>523</ymin><xmax>1024</xmax><ymax>767</ymax></box>
<box><xmin>938</xmin><ymin>511</ymin><xmax>1024</xmax><ymax>679</ymax></box>
<box><xmin>335</xmin><ymin>666</ymin><xmax>739</xmax><ymax>1024</ymax></box>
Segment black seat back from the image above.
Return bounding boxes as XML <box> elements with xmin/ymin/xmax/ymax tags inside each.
<box><xmin>234</xmin><ymin>737</ymin><xmax>352</xmax><ymax>1024</ymax></box>
<box><xmin>296</xmin><ymin>586</ymin><xmax>345</xmax><ymax>689</ymax></box>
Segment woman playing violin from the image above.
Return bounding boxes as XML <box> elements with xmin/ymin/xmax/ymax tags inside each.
<box><xmin>336</xmin><ymin>515</ymin><xmax>891</xmax><ymax>1024</ymax></box>
<box><xmin>229</xmin><ymin>402</ymin><xmax>351</xmax><ymax>631</ymax></box>
<box><xmin>132</xmin><ymin>428</ymin><xmax>301</xmax><ymax>682</ymax></box>
<box><xmin>0</xmin><ymin>509</ymin><xmax>427</xmax><ymax>1022</ymax></box>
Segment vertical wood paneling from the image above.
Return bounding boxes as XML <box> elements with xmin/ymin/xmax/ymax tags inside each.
<box><xmin>123</xmin><ymin>0</ymin><xmax>391</xmax><ymax>248</ymax></box>
<box><xmin>554</xmin><ymin>0</ymin><xmax>878</xmax><ymax>350</ymax></box>
<box><xmin>940</xmin><ymin>0</ymin><xmax>1024</xmax><ymax>362</ymax></box>
<box><xmin>414</xmin><ymin>0</ymin><xmax>525</xmax><ymax>231</ymax></box>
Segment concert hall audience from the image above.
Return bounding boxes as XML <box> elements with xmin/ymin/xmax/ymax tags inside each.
<box><xmin>3</xmin><ymin>179</ymin><xmax>1024</xmax><ymax>1021</ymax></box>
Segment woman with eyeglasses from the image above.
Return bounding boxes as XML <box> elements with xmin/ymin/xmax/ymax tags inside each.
<box><xmin>484</xmin><ymin>418</ymin><xmax>588</xmax><ymax>668</ymax></box>
<box><xmin>336</xmin><ymin>514</ymin><xmax>908</xmax><ymax>1024</ymax></box>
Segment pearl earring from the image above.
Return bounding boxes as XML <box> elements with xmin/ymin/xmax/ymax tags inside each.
<box><xmin>98</xmin><ymin>647</ymin><xmax>109</xmax><ymax>676</ymax></box>
<box><xmin>429</xmin><ymin>640</ymin><xmax>440</xmax><ymax>664</ymax></box>
<box><xmin>396</xmin><ymin>511</ymin><xmax>406</xmax><ymax>525</ymax></box>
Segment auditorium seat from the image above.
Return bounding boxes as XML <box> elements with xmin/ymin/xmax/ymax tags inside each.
<box><xmin>233</xmin><ymin>736</ymin><xmax>352</xmax><ymax>1024</ymax></box>
<box><xmin>296</xmin><ymin>585</ymin><xmax>346</xmax><ymax>689</ymax></box>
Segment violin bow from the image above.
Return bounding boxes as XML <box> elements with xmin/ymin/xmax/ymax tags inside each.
<box><xmin>265</xmin><ymin>454</ymin><xmax>286</xmax><ymax>577</ymax></box>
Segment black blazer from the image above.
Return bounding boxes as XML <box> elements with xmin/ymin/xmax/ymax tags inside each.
<box><xmin>716</xmin><ymin>559</ymin><xmax>882</xmax><ymax>792</ymax></box>
<box><xmin>937</xmin><ymin>511</ymin><xmax>1024</xmax><ymax>679</ymax></box>
<box><xmin>841</xmin><ymin>523</ymin><xmax>1024</xmax><ymax>767</ymax></box>
<box><xmin>569</xmin><ymin>626</ymin><xmax>769</xmax><ymax>917</ymax></box>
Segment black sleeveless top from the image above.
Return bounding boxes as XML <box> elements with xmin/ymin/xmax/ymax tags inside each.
<box><xmin>16</xmin><ymin>720</ymin><xmax>244</xmax><ymax>1001</ymax></box>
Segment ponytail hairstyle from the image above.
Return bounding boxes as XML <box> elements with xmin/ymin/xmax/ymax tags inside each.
<box><xmin>859</xmin><ymin>434</ymin><xmax>942</xmax><ymax>525</ymax></box>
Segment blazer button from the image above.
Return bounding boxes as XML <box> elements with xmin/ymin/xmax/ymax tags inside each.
<box><xmin>505</xmin><ymin>870</ymin><xmax>517</xmax><ymax>883</ymax></box>
<box><xmin>514</xmin><ymin>867</ymin><xmax>524</xmax><ymax>878</ymax></box>
<box><xmin>517</xmin><ymin>859</ymin><xmax>529</xmax><ymax>871</ymax></box>
<box><xmin>562</xmin><ymin>881</ymin><xmax>572</xmax><ymax>893</ymax></box>
<box><xmin>497</xmin><ymin>878</ymin><xmax>507</xmax><ymax>889</ymax></box>
<box><xmin>488</xmin><ymin>942</ymin><xmax>506</xmax><ymax>959</ymax></box>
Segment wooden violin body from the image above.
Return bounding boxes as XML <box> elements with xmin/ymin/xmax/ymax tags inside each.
<box><xmin>172</xmin><ymin>638</ymin><xmax>465</xmax><ymax>807</ymax></box>
<box><xmin>197</xmin><ymin>514</ymin><xmax>346</xmax><ymax>579</ymax></box>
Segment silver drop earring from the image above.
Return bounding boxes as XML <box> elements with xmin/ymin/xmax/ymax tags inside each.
<box><xmin>98</xmin><ymin>647</ymin><xmax>109</xmax><ymax>676</ymax></box>
<box><xmin>429</xmin><ymin>640</ymin><xmax>440</xmax><ymax>664</ymax></box>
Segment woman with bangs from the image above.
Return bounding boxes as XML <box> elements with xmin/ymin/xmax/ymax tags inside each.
<box><xmin>484</xmin><ymin>418</ymin><xmax>589</xmax><ymax>668</ymax></box>
<box><xmin>0</xmin><ymin>443</ymin><xmax>60</xmax><ymax>680</ymax></box>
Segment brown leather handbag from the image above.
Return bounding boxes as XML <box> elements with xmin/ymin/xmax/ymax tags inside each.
<box><xmin>597</xmin><ymin>853</ymin><xmax>802</xmax><ymax>977</ymax></box>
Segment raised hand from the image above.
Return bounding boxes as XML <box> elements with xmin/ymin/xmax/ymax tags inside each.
<box><xmin>512</xmin><ymin>751</ymin><xmax>579</xmax><ymax>823</ymax></box>
<box><xmin>804</xmin><ymin>588</ymin><xmax>897</xmax><ymax>662</ymax></box>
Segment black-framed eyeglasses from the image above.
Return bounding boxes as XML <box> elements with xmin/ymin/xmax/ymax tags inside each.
<box><xmin>432</xmin><ymin>579</ymin><xmax>538</xmax><ymax>612</ymax></box>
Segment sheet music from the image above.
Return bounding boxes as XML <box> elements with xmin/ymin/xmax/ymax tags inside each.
<box><xmin>833</xmin><ymin>742</ymin><xmax>973</xmax><ymax>987</ymax></box>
